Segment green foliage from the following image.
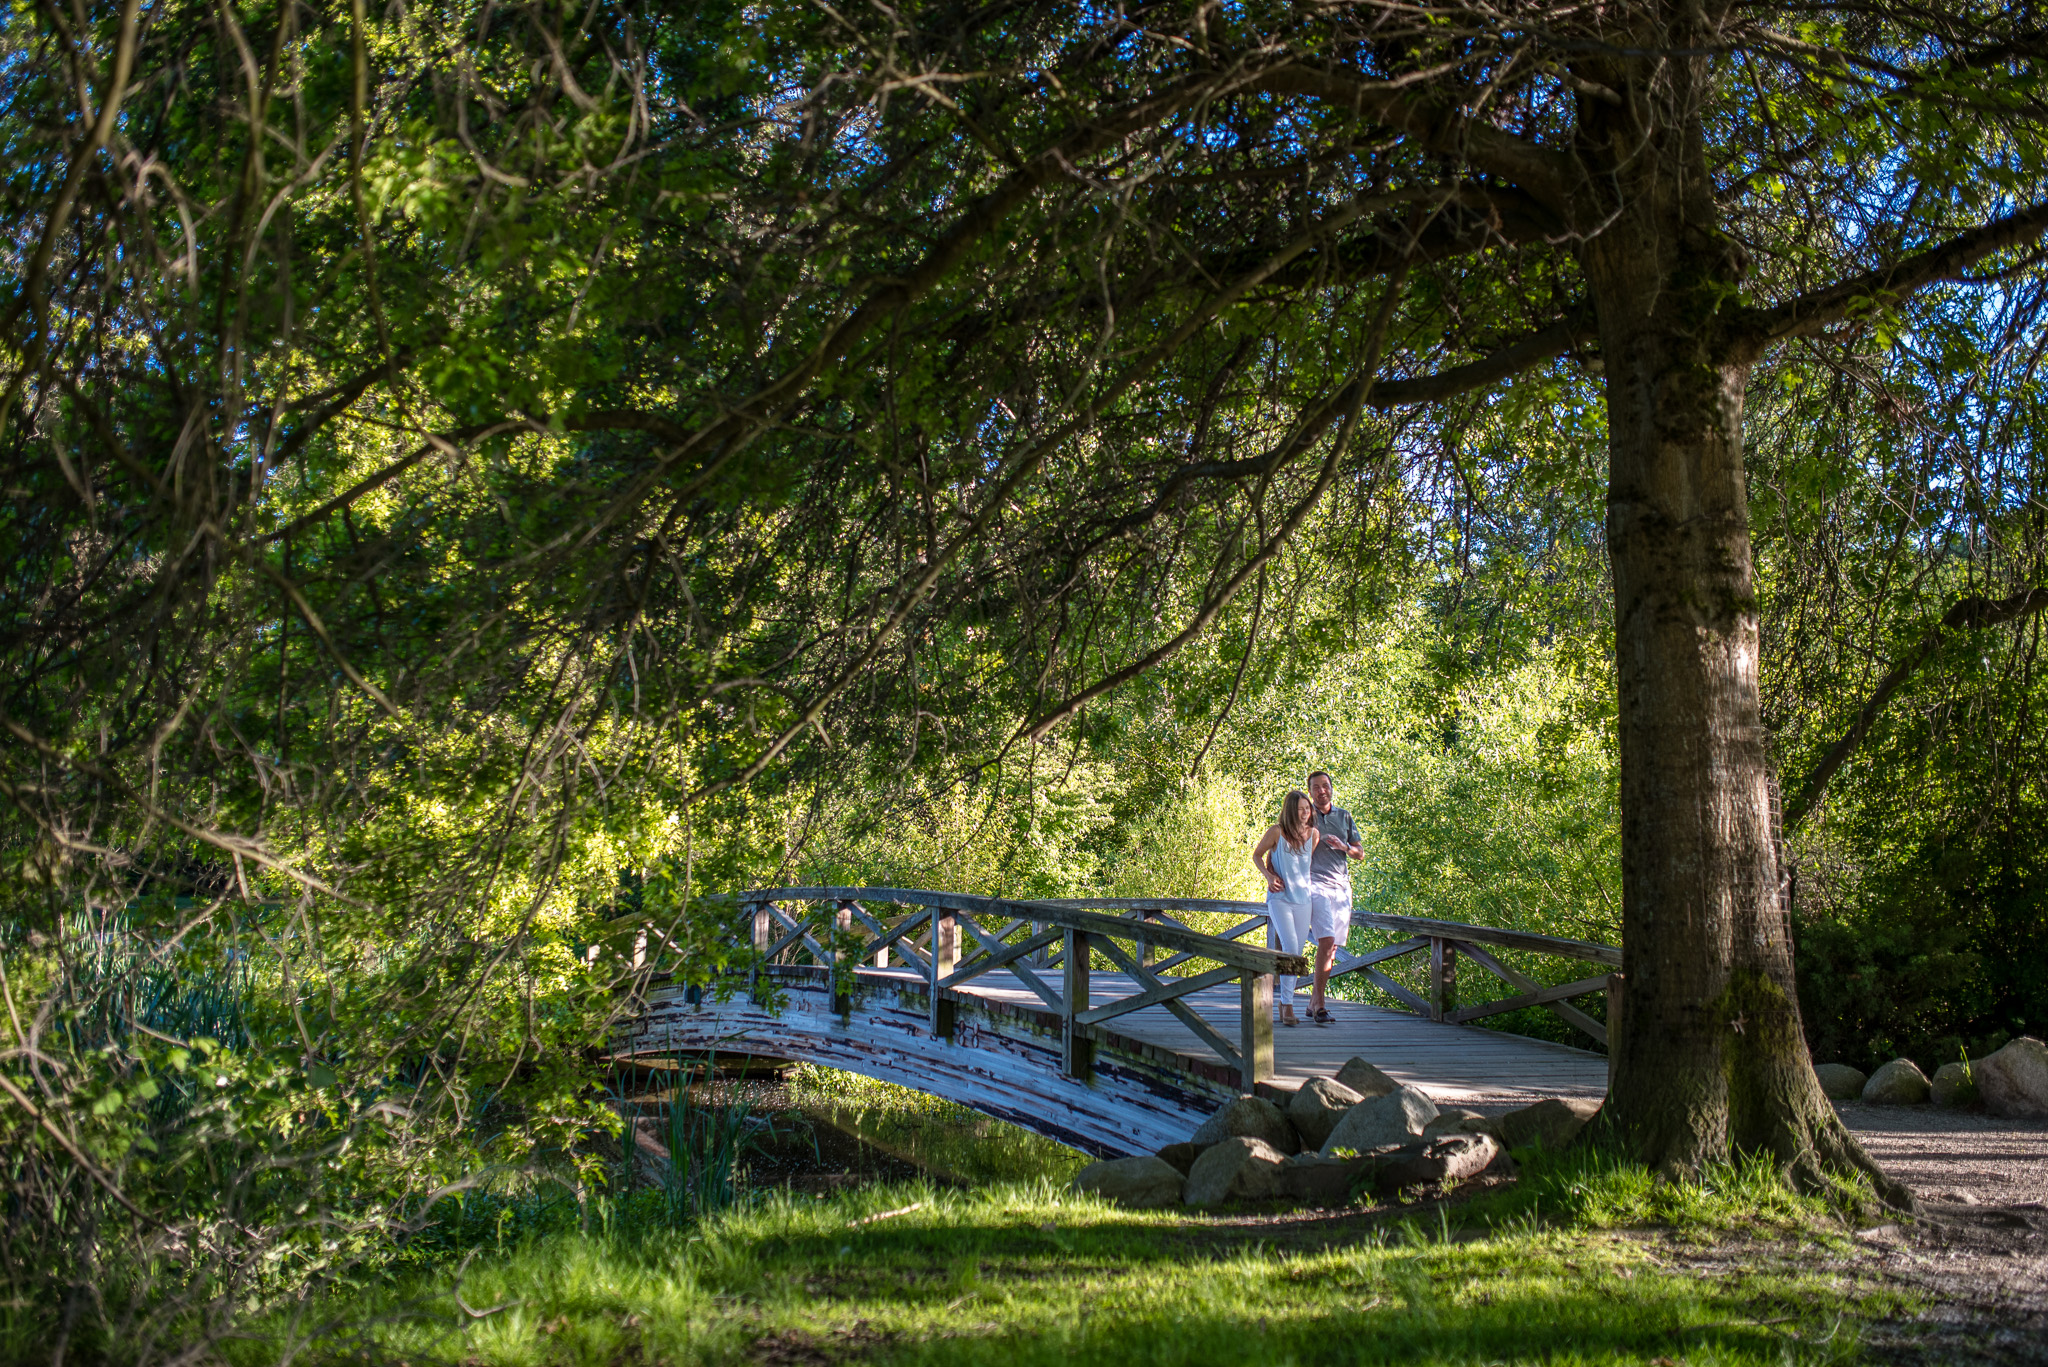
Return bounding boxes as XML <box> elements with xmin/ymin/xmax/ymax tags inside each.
<box><xmin>1332</xmin><ymin>634</ymin><xmax>1620</xmax><ymax>947</ymax></box>
<box><xmin>1103</xmin><ymin>774</ymin><xmax>1266</xmax><ymax>903</ymax></box>
<box><xmin>1749</xmin><ymin>301</ymin><xmax>2048</xmax><ymax>1067</ymax></box>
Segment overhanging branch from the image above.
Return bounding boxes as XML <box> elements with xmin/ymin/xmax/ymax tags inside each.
<box><xmin>1741</xmin><ymin>199</ymin><xmax>2048</xmax><ymax>352</ymax></box>
<box><xmin>1253</xmin><ymin>65</ymin><xmax>1577</xmax><ymax>214</ymax></box>
<box><xmin>1017</xmin><ymin>274</ymin><xmax>1409</xmax><ymax>743</ymax></box>
<box><xmin>1782</xmin><ymin>587</ymin><xmax>2048</xmax><ymax>834</ymax></box>
<box><xmin>1370</xmin><ymin>307</ymin><xmax>1595</xmax><ymax>407</ymax></box>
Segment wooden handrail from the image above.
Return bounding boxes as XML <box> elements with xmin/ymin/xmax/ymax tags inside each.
<box><xmin>727</xmin><ymin>888</ymin><xmax>1308</xmax><ymax>978</ymax></box>
<box><xmin>1352</xmin><ymin>912</ymin><xmax>1622</xmax><ymax>968</ymax></box>
<box><xmin>636</xmin><ymin>886</ymin><xmax>1624</xmax><ymax>1073</ymax></box>
<box><xmin>1020</xmin><ymin>905</ymin><xmax>1305</xmax><ymax>977</ymax></box>
<box><xmin>1030</xmin><ymin>896</ymin><xmax>1282</xmax><ymax>915</ymax></box>
<box><xmin>614</xmin><ymin>890</ymin><xmax>1624</xmax><ymax>967</ymax></box>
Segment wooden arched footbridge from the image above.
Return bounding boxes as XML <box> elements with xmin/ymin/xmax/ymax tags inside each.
<box><xmin>618</xmin><ymin>889</ymin><xmax>1622</xmax><ymax>1156</ymax></box>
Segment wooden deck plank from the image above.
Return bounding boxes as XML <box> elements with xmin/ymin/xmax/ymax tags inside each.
<box><xmin>864</xmin><ymin>967</ymin><xmax>1607</xmax><ymax>1107</ymax></box>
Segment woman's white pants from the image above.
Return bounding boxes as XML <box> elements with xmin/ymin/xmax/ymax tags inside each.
<box><xmin>1266</xmin><ymin>895</ymin><xmax>1312</xmax><ymax>1002</ymax></box>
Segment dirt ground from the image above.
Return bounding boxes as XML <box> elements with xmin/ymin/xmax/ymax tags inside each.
<box><xmin>1836</xmin><ymin>1103</ymin><xmax>2048</xmax><ymax>1365</ymax></box>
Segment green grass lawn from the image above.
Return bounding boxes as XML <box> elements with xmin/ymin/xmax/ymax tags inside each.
<box><xmin>268</xmin><ymin>1153</ymin><xmax>1919</xmax><ymax>1367</ymax></box>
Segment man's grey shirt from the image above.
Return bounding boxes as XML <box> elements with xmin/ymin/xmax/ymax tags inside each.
<box><xmin>1310</xmin><ymin>805</ymin><xmax>1360</xmax><ymax>895</ymax></box>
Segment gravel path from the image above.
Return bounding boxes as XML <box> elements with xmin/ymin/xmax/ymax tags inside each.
<box><xmin>1838</xmin><ymin>1101</ymin><xmax>2048</xmax><ymax>1206</ymax></box>
<box><xmin>1837</xmin><ymin>1103</ymin><xmax>2048</xmax><ymax>1365</ymax></box>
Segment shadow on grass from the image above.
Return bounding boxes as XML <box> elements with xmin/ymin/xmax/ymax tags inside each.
<box><xmin>262</xmin><ymin>1154</ymin><xmax>1894</xmax><ymax>1366</ymax></box>
<box><xmin>836</xmin><ymin>1293</ymin><xmax>1844</xmax><ymax>1367</ymax></box>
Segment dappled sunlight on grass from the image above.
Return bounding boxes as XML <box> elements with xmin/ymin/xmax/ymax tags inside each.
<box><xmin>1470</xmin><ymin>1148</ymin><xmax>1852</xmax><ymax>1241</ymax></box>
<box><xmin>258</xmin><ymin>1166</ymin><xmax>1912</xmax><ymax>1366</ymax></box>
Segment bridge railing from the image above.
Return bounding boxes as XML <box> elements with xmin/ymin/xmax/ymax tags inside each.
<box><xmin>689</xmin><ymin>888</ymin><xmax>1310</xmax><ymax>1089</ymax></box>
<box><xmin>1339</xmin><ymin>911</ymin><xmax>1623</xmax><ymax>1047</ymax></box>
<box><xmin>625</xmin><ymin>888</ymin><xmax>1621</xmax><ymax>1082</ymax></box>
<box><xmin>1033</xmin><ymin>900</ymin><xmax>1622</xmax><ymax>1046</ymax></box>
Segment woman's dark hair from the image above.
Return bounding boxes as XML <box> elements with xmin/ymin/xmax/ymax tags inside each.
<box><xmin>1280</xmin><ymin>790</ymin><xmax>1314</xmax><ymax>849</ymax></box>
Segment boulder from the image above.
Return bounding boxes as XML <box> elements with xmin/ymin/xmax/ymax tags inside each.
<box><xmin>1184</xmin><ymin>1136</ymin><xmax>1287</xmax><ymax>1205</ymax></box>
<box><xmin>1189</xmin><ymin>1094</ymin><xmax>1300</xmax><ymax>1155</ymax></box>
<box><xmin>1976</xmin><ymin>1037</ymin><xmax>2048</xmax><ymax>1118</ymax></box>
<box><xmin>1813</xmin><ymin>1063</ymin><xmax>1867</xmax><ymax>1101</ymax></box>
<box><xmin>1072</xmin><ymin>1155</ymin><xmax>1185</xmax><ymax>1209</ymax></box>
<box><xmin>1495</xmin><ymin>1097</ymin><xmax>1601</xmax><ymax>1152</ymax></box>
<box><xmin>1861</xmin><ymin>1058</ymin><xmax>1931</xmax><ymax>1105</ymax></box>
<box><xmin>1155</xmin><ymin>1142</ymin><xmax>1205</xmax><ymax>1175</ymax></box>
<box><xmin>1321</xmin><ymin>1084</ymin><xmax>1438</xmax><ymax>1156</ymax></box>
<box><xmin>1277</xmin><ymin>1151</ymin><xmax>1370</xmax><ymax>1206</ymax></box>
<box><xmin>1423</xmin><ymin>1107</ymin><xmax>1489</xmax><ymax>1139</ymax></box>
<box><xmin>1929</xmin><ymin>1061</ymin><xmax>1977</xmax><ymax>1109</ymax></box>
<box><xmin>1335</xmin><ymin>1056</ymin><xmax>1400</xmax><ymax>1099</ymax></box>
<box><xmin>1370</xmin><ymin>1133</ymin><xmax>1503</xmax><ymax>1193</ymax></box>
<box><xmin>1287</xmin><ymin>1077</ymin><xmax>1365</xmax><ymax>1149</ymax></box>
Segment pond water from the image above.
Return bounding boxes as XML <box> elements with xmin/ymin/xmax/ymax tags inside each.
<box><xmin>610</xmin><ymin>1058</ymin><xmax>1088</xmax><ymax>1196</ymax></box>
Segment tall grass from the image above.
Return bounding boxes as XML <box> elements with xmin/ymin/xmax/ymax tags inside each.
<box><xmin>56</xmin><ymin>908</ymin><xmax>252</xmax><ymax>1047</ymax></box>
<box><xmin>651</xmin><ymin>1055</ymin><xmax>764</xmax><ymax>1221</ymax></box>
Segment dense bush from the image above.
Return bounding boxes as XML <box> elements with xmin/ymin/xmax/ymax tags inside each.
<box><xmin>1794</xmin><ymin>835</ymin><xmax>2047</xmax><ymax>1073</ymax></box>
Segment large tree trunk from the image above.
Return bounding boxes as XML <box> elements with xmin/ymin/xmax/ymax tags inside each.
<box><xmin>1576</xmin><ymin>61</ymin><xmax>1910</xmax><ymax>1207</ymax></box>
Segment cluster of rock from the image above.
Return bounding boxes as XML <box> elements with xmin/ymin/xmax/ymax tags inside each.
<box><xmin>1070</xmin><ymin>1056</ymin><xmax>1601</xmax><ymax>1210</ymax></box>
<box><xmin>1812</xmin><ymin>1036</ymin><xmax>2048</xmax><ymax>1117</ymax></box>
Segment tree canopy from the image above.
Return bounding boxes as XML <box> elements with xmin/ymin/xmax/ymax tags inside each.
<box><xmin>9</xmin><ymin>0</ymin><xmax>2048</xmax><ymax>1354</ymax></box>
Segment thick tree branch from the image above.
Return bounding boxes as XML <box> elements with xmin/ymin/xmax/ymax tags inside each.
<box><xmin>1370</xmin><ymin>307</ymin><xmax>1595</xmax><ymax>407</ymax></box>
<box><xmin>1782</xmin><ymin>587</ymin><xmax>2048</xmax><ymax>834</ymax></box>
<box><xmin>1202</xmin><ymin>185</ymin><xmax>1566</xmax><ymax>286</ymax></box>
<box><xmin>1254</xmin><ymin>65</ymin><xmax>1577</xmax><ymax>214</ymax></box>
<box><xmin>1740</xmin><ymin>199</ymin><xmax>2048</xmax><ymax>352</ymax></box>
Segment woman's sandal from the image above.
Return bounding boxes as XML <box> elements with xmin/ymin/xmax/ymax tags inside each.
<box><xmin>1278</xmin><ymin>1012</ymin><xmax>1299</xmax><ymax>1027</ymax></box>
<box><xmin>1311</xmin><ymin>1007</ymin><xmax>1333</xmax><ymax>1025</ymax></box>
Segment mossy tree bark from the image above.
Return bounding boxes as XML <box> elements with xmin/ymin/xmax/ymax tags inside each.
<box><xmin>1571</xmin><ymin>39</ymin><xmax>1912</xmax><ymax>1207</ymax></box>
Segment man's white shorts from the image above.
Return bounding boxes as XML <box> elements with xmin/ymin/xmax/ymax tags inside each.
<box><xmin>1309</xmin><ymin>892</ymin><xmax>1346</xmax><ymax>943</ymax></box>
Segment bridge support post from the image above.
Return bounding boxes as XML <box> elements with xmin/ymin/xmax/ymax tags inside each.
<box><xmin>1063</xmin><ymin>930</ymin><xmax>1093</xmax><ymax>1080</ymax></box>
<box><xmin>832</xmin><ymin>901</ymin><xmax>855</xmax><ymax>1015</ymax></box>
<box><xmin>1605</xmin><ymin>972</ymin><xmax>1624</xmax><ymax>1086</ymax></box>
<box><xmin>750</xmin><ymin>902</ymin><xmax>771</xmax><ymax>1004</ymax></box>
<box><xmin>1429</xmin><ymin>937</ymin><xmax>1455</xmax><ymax>1022</ymax></box>
<box><xmin>930</xmin><ymin>909</ymin><xmax>957</xmax><ymax>1040</ymax></box>
<box><xmin>1239</xmin><ymin>972</ymin><xmax>1273</xmax><ymax>1087</ymax></box>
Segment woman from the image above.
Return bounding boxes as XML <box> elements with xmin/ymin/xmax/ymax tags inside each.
<box><xmin>1251</xmin><ymin>789</ymin><xmax>1317</xmax><ymax>1027</ymax></box>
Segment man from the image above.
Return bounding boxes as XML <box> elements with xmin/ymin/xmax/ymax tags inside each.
<box><xmin>1305</xmin><ymin>770</ymin><xmax>1362</xmax><ymax>1024</ymax></box>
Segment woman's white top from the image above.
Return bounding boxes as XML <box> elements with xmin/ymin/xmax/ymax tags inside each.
<box><xmin>1268</xmin><ymin>831</ymin><xmax>1314</xmax><ymax>904</ymax></box>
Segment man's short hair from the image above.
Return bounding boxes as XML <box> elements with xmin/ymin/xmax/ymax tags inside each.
<box><xmin>1307</xmin><ymin>769</ymin><xmax>1333</xmax><ymax>787</ymax></box>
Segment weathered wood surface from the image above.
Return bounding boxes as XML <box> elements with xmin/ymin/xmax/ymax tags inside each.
<box><xmin>626</xmin><ymin>967</ymin><xmax>1246</xmax><ymax>1155</ymax></box>
<box><xmin>614</xmin><ymin>887</ymin><xmax>1618</xmax><ymax>1157</ymax></box>
<box><xmin>623</xmin><ymin>966</ymin><xmax>1609</xmax><ymax>1157</ymax></box>
<box><xmin>946</xmin><ymin>972</ymin><xmax>1609</xmax><ymax>1105</ymax></box>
